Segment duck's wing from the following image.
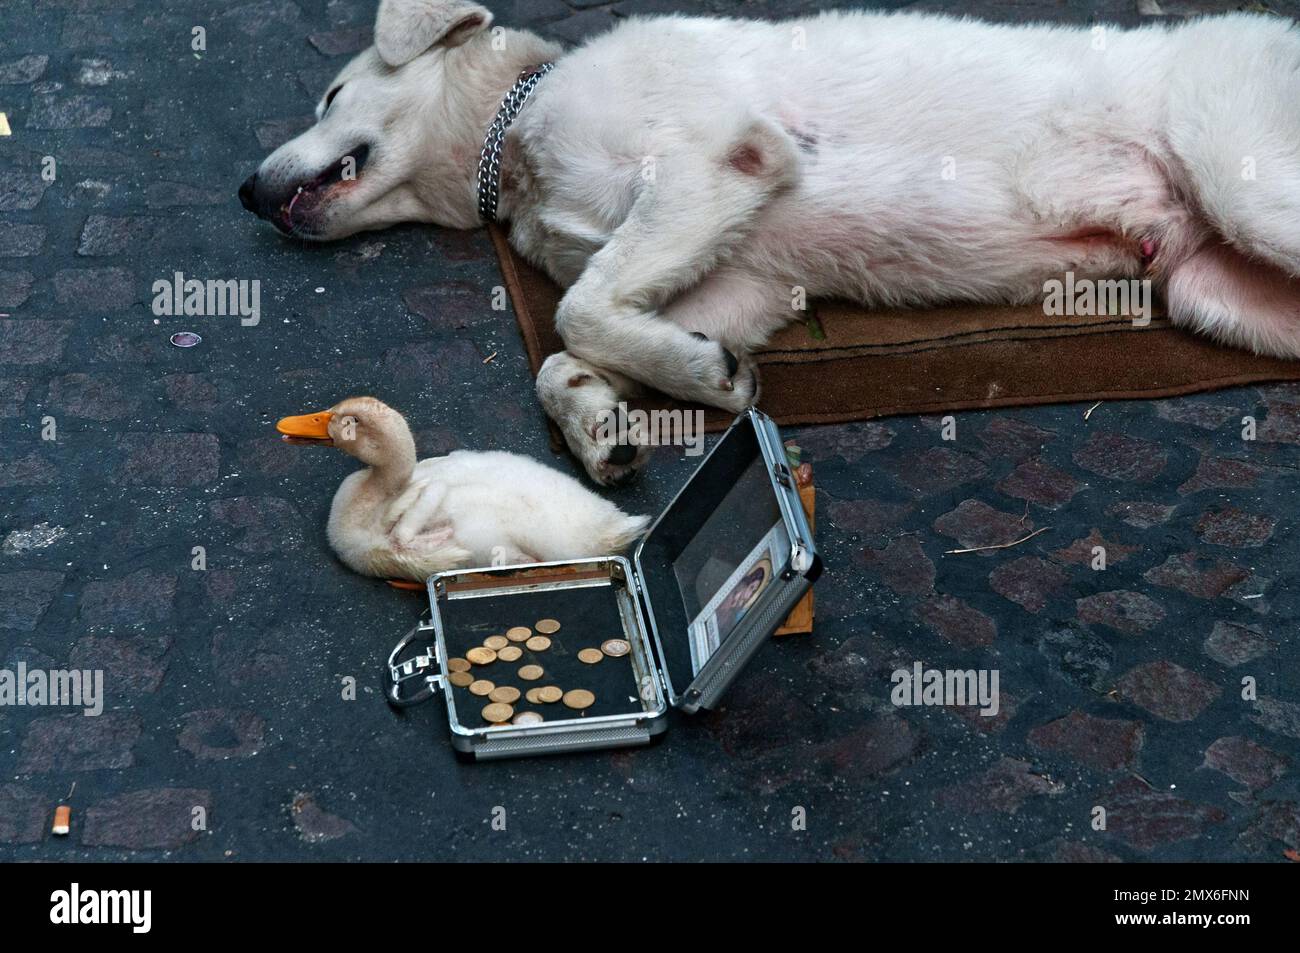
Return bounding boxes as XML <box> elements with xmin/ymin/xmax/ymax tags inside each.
<box><xmin>386</xmin><ymin>480</ymin><xmax>448</xmax><ymax>545</ymax></box>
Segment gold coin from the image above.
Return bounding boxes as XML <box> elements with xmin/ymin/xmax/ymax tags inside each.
<box><xmin>525</xmin><ymin>635</ymin><xmax>551</xmax><ymax>652</ymax></box>
<box><xmin>538</xmin><ymin>686</ymin><xmax>563</xmax><ymax>703</ymax></box>
<box><xmin>525</xmin><ymin>687</ymin><xmax>547</xmax><ymax>704</ymax></box>
<box><xmin>482</xmin><ymin>702</ymin><xmax>513</xmax><ymax>723</ymax></box>
<box><xmin>469</xmin><ymin>679</ymin><xmax>495</xmax><ymax>696</ymax></box>
<box><xmin>601</xmin><ymin>639</ymin><xmax>631</xmax><ymax>658</ymax></box>
<box><xmin>448</xmin><ymin>671</ymin><xmax>474</xmax><ymax>688</ymax></box>
<box><xmin>447</xmin><ymin>658</ymin><xmax>471</xmax><ymax>672</ymax></box>
<box><xmin>483</xmin><ymin>635</ymin><xmax>509</xmax><ymax>651</ymax></box>
<box><xmin>466</xmin><ymin>647</ymin><xmax>497</xmax><ymax>665</ymax></box>
<box><xmin>512</xmin><ymin>711</ymin><xmax>544</xmax><ymax>726</ymax></box>
<box><xmin>562</xmin><ymin>689</ymin><xmax>595</xmax><ymax>710</ymax></box>
<box><xmin>489</xmin><ymin>685</ymin><xmax>521</xmax><ymax>704</ymax></box>
<box><xmin>506</xmin><ymin>626</ymin><xmax>532</xmax><ymax>642</ymax></box>
<box><xmin>497</xmin><ymin>645</ymin><xmax>523</xmax><ymax>662</ymax></box>
<box><xmin>518</xmin><ymin>664</ymin><xmax>544</xmax><ymax>681</ymax></box>
<box><xmin>535</xmin><ymin>618</ymin><xmax>561</xmax><ymax>634</ymax></box>
<box><xmin>578</xmin><ymin>648</ymin><xmax>603</xmax><ymax>664</ymax></box>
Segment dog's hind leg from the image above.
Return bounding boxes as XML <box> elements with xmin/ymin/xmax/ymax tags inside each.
<box><xmin>554</xmin><ymin>114</ymin><xmax>799</xmax><ymax>418</ymax></box>
<box><xmin>1166</xmin><ymin>17</ymin><xmax>1300</xmax><ymax>278</ymax></box>
<box><xmin>1163</xmin><ymin>242</ymin><xmax>1300</xmax><ymax>358</ymax></box>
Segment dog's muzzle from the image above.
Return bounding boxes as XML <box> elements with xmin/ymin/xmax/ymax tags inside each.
<box><xmin>238</xmin><ymin>144</ymin><xmax>371</xmax><ymax>230</ymax></box>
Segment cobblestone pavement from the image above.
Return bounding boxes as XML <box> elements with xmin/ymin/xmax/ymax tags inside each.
<box><xmin>2</xmin><ymin>0</ymin><xmax>1299</xmax><ymax>861</ymax></box>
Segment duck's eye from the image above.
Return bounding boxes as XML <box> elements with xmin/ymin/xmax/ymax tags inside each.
<box><xmin>324</xmin><ymin>85</ymin><xmax>343</xmax><ymax>111</ymax></box>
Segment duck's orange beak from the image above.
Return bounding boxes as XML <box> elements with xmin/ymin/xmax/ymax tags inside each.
<box><xmin>277</xmin><ymin>411</ymin><xmax>334</xmax><ymax>446</ymax></box>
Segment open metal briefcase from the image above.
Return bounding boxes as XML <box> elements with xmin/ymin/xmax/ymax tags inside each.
<box><xmin>386</xmin><ymin>408</ymin><xmax>822</xmax><ymax>760</ymax></box>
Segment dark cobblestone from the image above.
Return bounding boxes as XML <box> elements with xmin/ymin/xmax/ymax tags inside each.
<box><xmin>0</xmin><ymin>224</ymin><xmax>47</xmax><ymax>257</ymax></box>
<box><xmin>48</xmin><ymin>372</ymin><xmax>139</xmax><ymax>420</ymax></box>
<box><xmin>1178</xmin><ymin>454</ymin><xmax>1279</xmax><ymax>495</ymax></box>
<box><xmin>1075</xmin><ymin>590</ymin><xmax>1165</xmax><ymax>635</ymax></box>
<box><xmin>1143</xmin><ymin>551</ymin><xmax>1250</xmax><ymax>599</ymax></box>
<box><xmin>975</xmin><ymin>416</ymin><xmax>1055</xmax><ymax>463</ymax></box>
<box><xmin>19</xmin><ymin>713</ymin><xmax>142</xmax><ymax>773</ymax></box>
<box><xmin>1028</xmin><ymin>710</ymin><xmax>1143</xmax><ymax>772</ymax></box>
<box><xmin>1203</xmin><ymin>736</ymin><xmax>1288</xmax><ymax>789</ymax></box>
<box><xmin>996</xmin><ymin>457</ymin><xmax>1082</xmax><ymax>508</ymax></box>
<box><xmin>825</xmin><ymin>497</ymin><xmax>913</xmax><ymax>538</ymax></box>
<box><xmin>0</xmin><ymin>319</ymin><xmax>72</xmax><ymax>364</ymax></box>
<box><xmin>78</xmin><ymin>569</ymin><xmax>176</xmax><ymax>629</ymax></box>
<box><xmin>1038</xmin><ymin>625</ymin><xmax>1115</xmax><ymax>693</ymax></box>
<box><xmin>76</xmin><ymin>214</ymin><xmax>160</xmax><ymax>256</ymax></box>
<box><xmin>70</xmin><ymin>635</ymin><xmax>169</xmax><ymax>694</ymax></box>
<box><xmin>936</xmin><ymin>757</ymin><xmax>1064</xmax><ymax>814</ymax></box>
<box><xmin>179</xmin><ymin>709</ymin><xmax>266</xmax><ymax>761</ymax></box>
<box><xmin>933</xmin><ymin>499</ymin><xmax>1033</xmax><ymax>551</ymax></box>
<box><xmin>1203</xmin><ymin>621</ymin><xmax>1276</xmax><ymax>667</ymax></box>
<box><xmin>0</xmin><ymin>54</ymin><xmax>49</xmax><ymax>84</ymax></box>
<box><xmin>1116</xmin><ymin>661</ymin><xmax>1222</xmax><ymax>722</ymax></box>
<box><xmin>1051</xmin><ymin>528</ymin><xmax>1139</xmax><ymax>566</ymax></box>
<box><xmin>0</xmin><ymin>570</ymin><xmax>65</xmax><ymax>631</ymax></box>
<box><xmin>1072</xmin><ymin>431</ymin><xmax>1167</xmax><ymax>483</ymax></box>
<box><xmin>988</xmin><ymin>555</ymin><xmax>1067</xmax><ymax>613</ymax></box>
<box><xmin>1104</xmin><ymin>777</ymin><xmax>1227</xmax><ymax>852</ymax></box>
<box><xmin>1240</xmin><ymin>800</ymin><xmax>1300</xmax><ymax>854</ymax></box>
<box><xmin>83</xmin><ymin>788</ymin><xmax>212</xmax><ymax>850</ymax></box>
<box><xmin>916</xmin><ymin>594</ymin><xmax>996</xmax><ymax>648</ymax></box>
<box><xmin>209</xmin><ymin>496</ymin><xmax>304</xmax><ymax>554</ymax></box>
<box><xmin>52</xmin><ymin>266</ymin><xmax>135</xmax><ymax>308</ymax></box>
<box><xmin>0</xmin><ymin>784</ymin><xmax>48</xmax><ymax>844</ymax></box>
<box><xmin>0</xmin><ymin>172</ymin><xmax>52</xmax><ymax>211</ymax></box>
<box><xmin>858</xmin><ymin>535</ymin><xmax>935</xmax><ymax>596</ymax></box>
<box><xmin>889</xmin><ymin>446</ymin><xmax>987</xmax><ymax>495</ymax></box>
<box><xmin>1154</xmin><ymin>398</ymin><xmax>1239</xmax><ymax>429</ymax></box>
<box><xmin>1194</xmin><ymin>506</ymin><xmax>1275</xmax><ymax>547</ymax></box>
<box><xmin>120</xmin><ymin>433</ymin><xmax>220</xmax><ymax>485</ymax></box>
<box><xmin>0</xmin><ymin>270</ymin><xmax>34</xmax><ymax>309</ymax></box>
<box><xmin>1250</xmin><ymin>697</ymin><xmax>1300</xmax><ymax>741</ymax></box>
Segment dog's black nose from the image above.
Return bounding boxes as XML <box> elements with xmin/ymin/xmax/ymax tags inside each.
<box><xmin>238</xmin><ymin>173</ymin><xmax>259</xmax><ymax>214</ymax></box>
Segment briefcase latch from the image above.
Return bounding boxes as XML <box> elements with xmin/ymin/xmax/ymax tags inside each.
<box><xmin>386</xmin><ymin>621</ymin><xmax>440</xmax><ymax>708</ymax></box>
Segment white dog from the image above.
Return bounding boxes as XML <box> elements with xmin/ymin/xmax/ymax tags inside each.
<box><xmin>242</xmin><ymin>1</ymin><xmax>1300</xmax><ymax>485</ymax></box>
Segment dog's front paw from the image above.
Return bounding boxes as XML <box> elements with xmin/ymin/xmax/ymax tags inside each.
<box><xmin>537</xmin><ymin>352</ymin><xmax>653</xmax><ymax>486</ymax></box>
<box><xmin>565</xmin><ymin>402</ymin><xmax>654</xmax><ymax>487</ymax></box>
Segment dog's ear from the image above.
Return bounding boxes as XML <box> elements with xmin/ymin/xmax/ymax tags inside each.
<box><xmin>375</xmin><ymin>0</ymin><xmax>494</xmax><ymax>67</ymax></box>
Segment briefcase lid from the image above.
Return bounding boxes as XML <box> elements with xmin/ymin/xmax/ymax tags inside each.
<box><xmin>633</xmin><ymin>408</ymin><xmax>818</xmax><ymax>709</ymax></box>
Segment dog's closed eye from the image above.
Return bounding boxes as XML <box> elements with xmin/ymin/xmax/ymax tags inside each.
<box><xmin>324</xmin><ymin>84</ymin><xmax>344</xmax><ymax>112</ymax></box>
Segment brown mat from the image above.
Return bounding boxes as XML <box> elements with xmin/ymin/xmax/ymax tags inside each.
<box><xmin>489</xmin><ymin>225</ymin><xmax>1300</xmax><ymax>435</ymax></box>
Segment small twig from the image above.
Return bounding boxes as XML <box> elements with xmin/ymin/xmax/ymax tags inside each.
<box><xmin>944</xmin><ymin>526</ymin><xmax>1050</xmax><ymax>555</ymax></box>
<box><xmin>1084</xmin><ymin>401</ymin><xmax>1102</xmax><ymax>420</ymax></box>
<box><xmin>481</xmin><ymin>351</ymin><xmax>497</xmax><ymax>364</ymax></box>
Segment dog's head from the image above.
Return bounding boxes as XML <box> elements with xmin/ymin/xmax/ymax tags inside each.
<box><xmin>239</xmin><ymin>0</ymin><xmax>520</xmax><ymax>240</ymax></box>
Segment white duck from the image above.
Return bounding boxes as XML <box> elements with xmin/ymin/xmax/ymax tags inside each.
<box><xmin>277</xmin><ymin>396</ymin><xmax>650</xmax><ymax>581</ymax></box>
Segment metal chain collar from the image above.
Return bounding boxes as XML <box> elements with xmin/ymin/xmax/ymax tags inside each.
<box><xmin>476</xmin><ymin>62</ymin><xmax>554</xmax><ymax>223</ymax></box>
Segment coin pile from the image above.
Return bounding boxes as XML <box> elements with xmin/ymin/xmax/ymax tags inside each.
<box><xmin>443</xmin><ymin>618</ymin><xmax>632</xmax><ymax>726</ymax></box>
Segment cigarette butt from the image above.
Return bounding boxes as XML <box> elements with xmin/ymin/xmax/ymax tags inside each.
<box><xmin>52</xmin><ymin>805</ymin><xmax>71</xmax><ymax>835</ymax></box>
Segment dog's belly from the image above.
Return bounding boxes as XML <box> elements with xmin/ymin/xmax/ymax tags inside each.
<box><xmin>728</xmin><ymin>127</ymin><xmax>1186</xmax><ymax>310</ymax></box>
